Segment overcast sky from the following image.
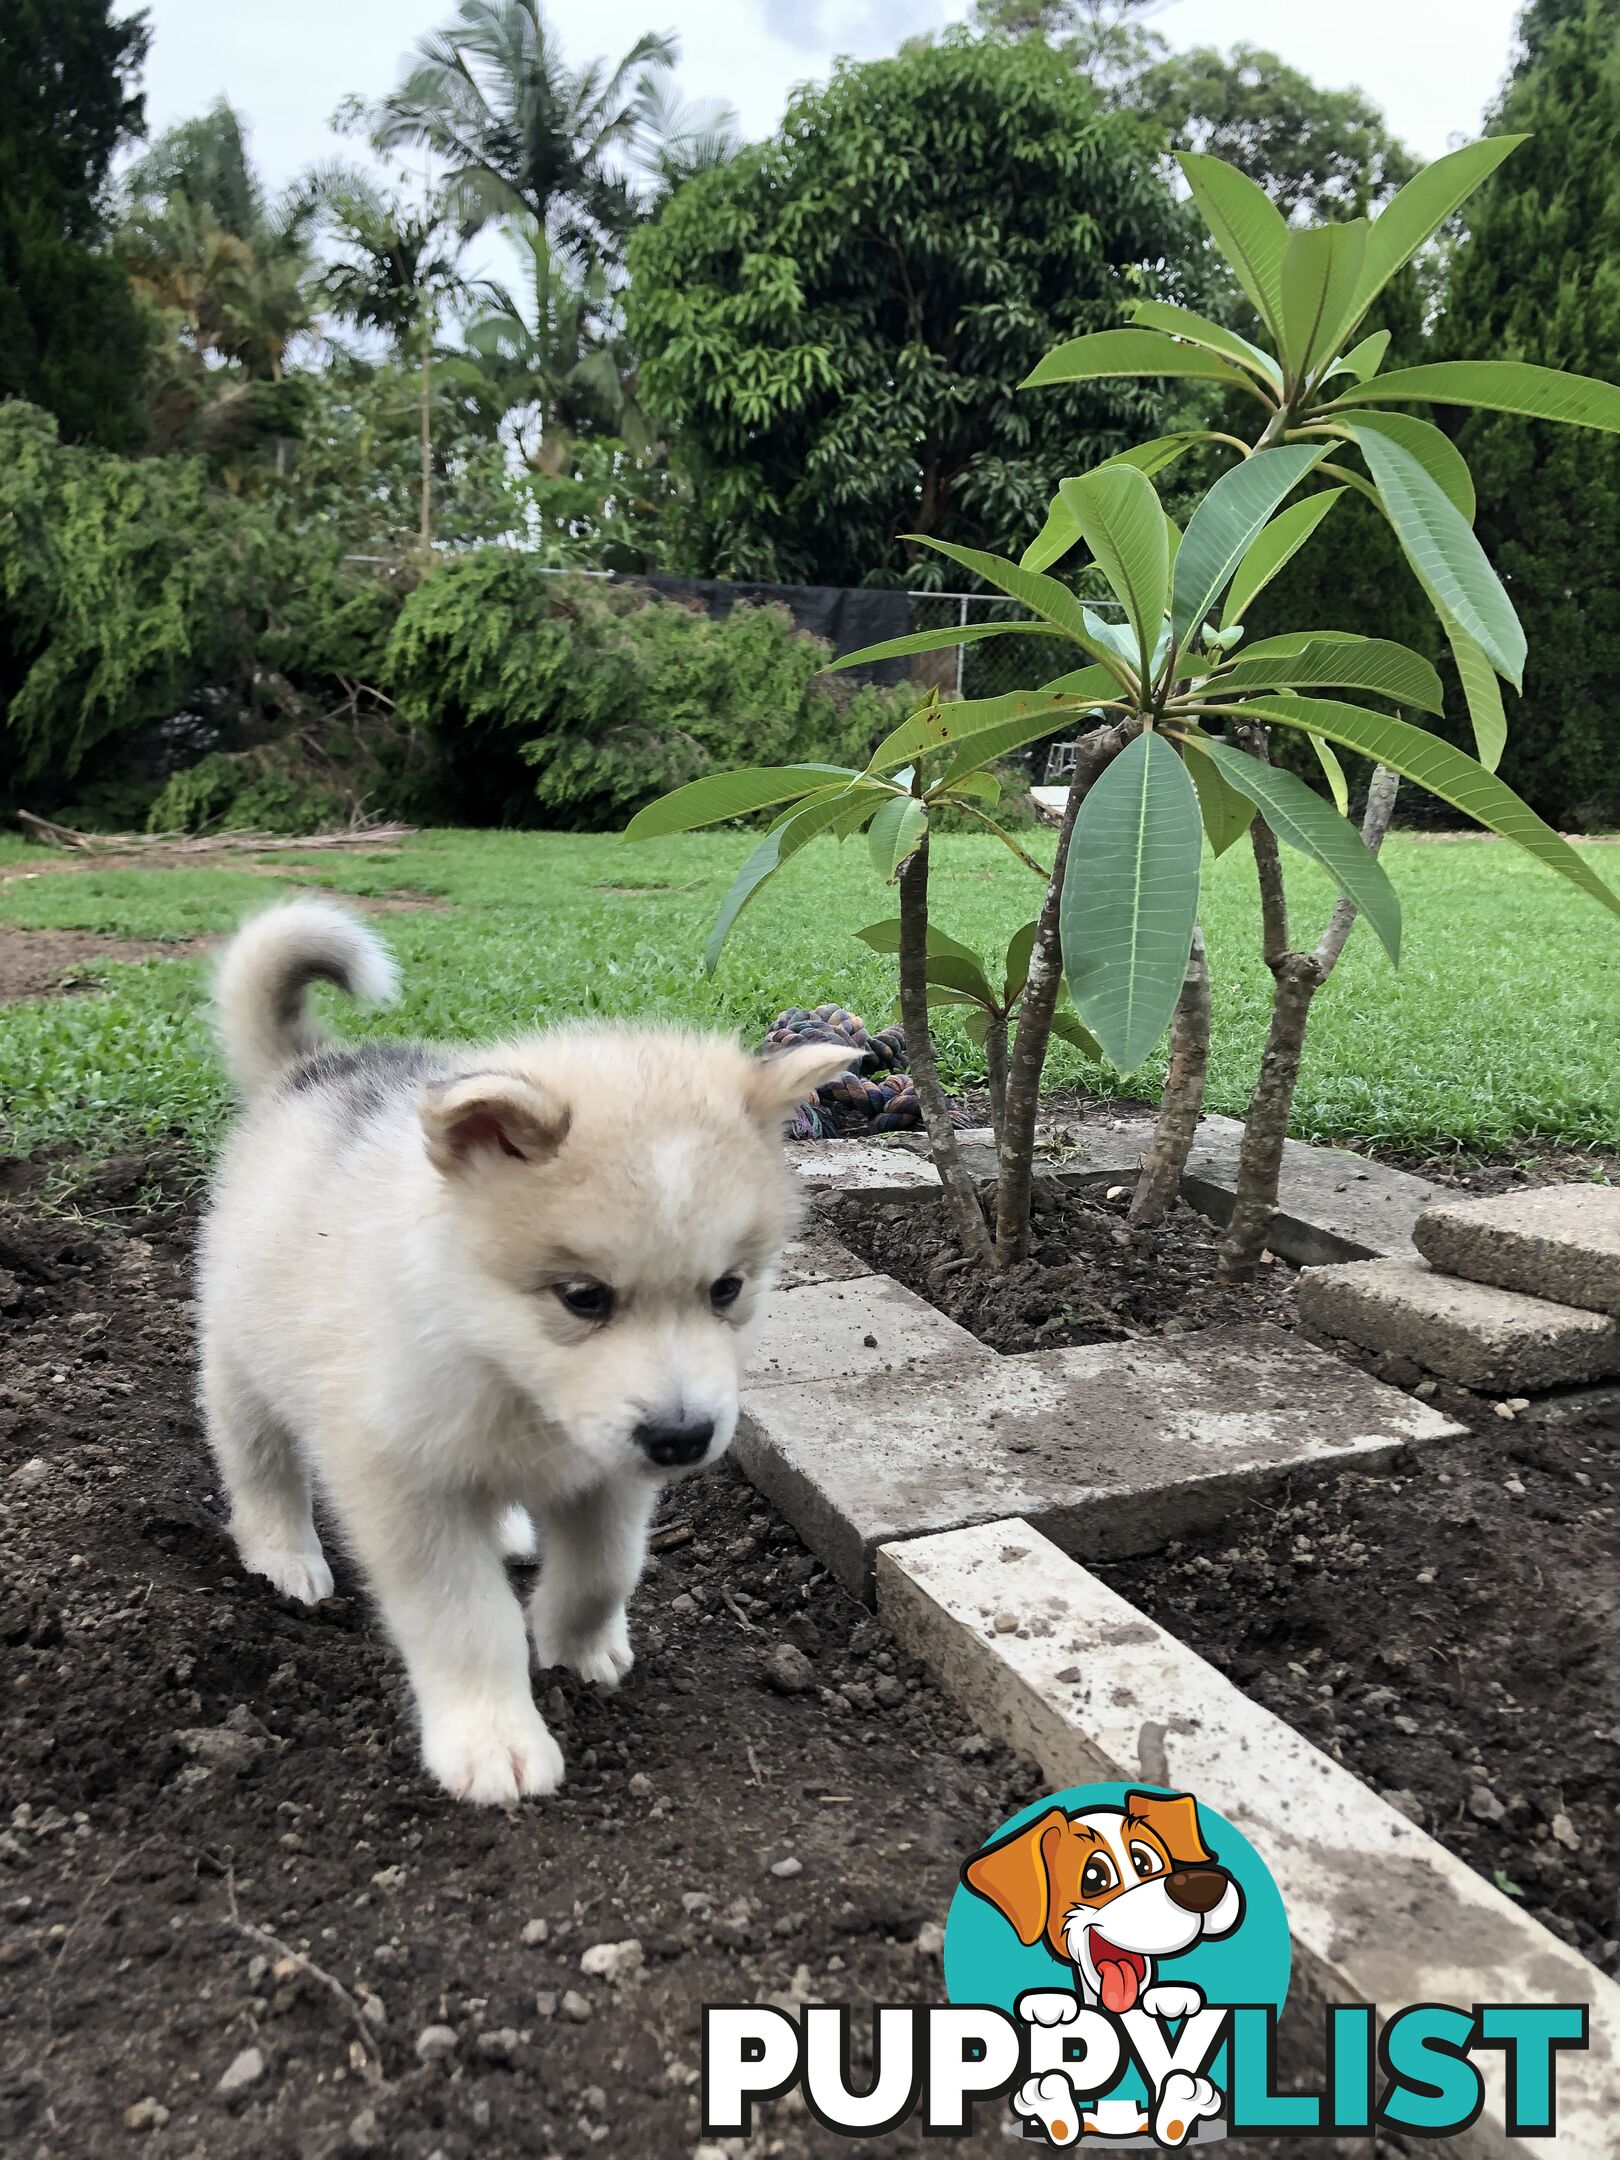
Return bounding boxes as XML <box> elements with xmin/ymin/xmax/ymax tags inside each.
<box><xmin>133</xmin><ymin>0</ymin><xmax>1526</xmax><ymax>200</ymax></box>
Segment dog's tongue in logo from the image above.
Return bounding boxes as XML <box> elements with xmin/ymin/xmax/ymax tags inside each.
<box><xmin>1090</xmin><ymin>1933</ymin><xmax>1145</xmax><ymax>2014</ymax></box>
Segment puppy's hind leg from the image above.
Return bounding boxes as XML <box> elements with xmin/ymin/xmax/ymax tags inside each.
<box><xmin>528</xmin><ymin>1478</ymin><xmax>656</xmax><ymax>1688</ymax></box>
<box><xmin>201</xmin><ymin>1349</ymin><xmax>333</xmax><ymax>1606</ymax></box>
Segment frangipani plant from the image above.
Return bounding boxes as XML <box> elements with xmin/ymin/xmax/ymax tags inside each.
<box><xmin>628</xmin><ymin>135</ymin><xmax>1620</xmax><ymax>1276</ymax></box>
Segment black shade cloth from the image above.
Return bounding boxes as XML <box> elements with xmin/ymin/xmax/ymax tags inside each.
<box><xmin>631</xmin><ymin>575</ymin><xmax>912</xmax><ymax>686</ymax></box>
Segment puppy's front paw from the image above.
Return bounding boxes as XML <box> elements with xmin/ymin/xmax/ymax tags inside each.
<box><xmin>1142</xmin><ymin>1981</ymin><xmax>1205</xmax><ymax>2022</ymax></box>
<box><xmin>1016</xmin><ymin>1989</ymin><xmax>1082</xmax><ymax>2028</ymax></box>
<box><xmin>237</xmin><ymin>1538</ymin><xmax>334</xmax><ymax>1607</ymax></box>
<box><xmin>530</xmin><ymin>1601</ymin><xmax>633</xmax><ymax>1689</ymax></box>
<box><xmin>421</xmin><ymin>1699</ymin><xmax>564</xmax><ymax>1806</ymax></box>
<box><xmin>1013</xmin><ymin>2070</ymin><xmax>1082</xmax><ymax>2146</ymax></box>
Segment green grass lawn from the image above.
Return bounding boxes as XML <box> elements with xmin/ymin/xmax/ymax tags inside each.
<box><xmin>2</xmin><ymin>825</ymin><xmax>1617</xmax><ymax>1166</ymax></box>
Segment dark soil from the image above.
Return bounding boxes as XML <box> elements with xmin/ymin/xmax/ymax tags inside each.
<box><xmin>827</xmin><ymin>1172</ymin><xmax>1620</xmax><ymax>1985</ymax></box>
<box><xmin>0</xmin><ymin>1162</ymin><xmax>1049</xmax><ymax>2160</ymax></box>
<box><xmin>829</xmin><ymin>1182</ymin><xmax>1300</xmax><ymax>1354</ymax></box>
<box><xmin>0</xmin><ymin>929</ymin><xmax>207</xmax><ymax>1005</ymax></box>
<box><xmin>1099</xmin><ymin>1420</ymin><xmax>1620</xmax><ymax>1982</ymax></box>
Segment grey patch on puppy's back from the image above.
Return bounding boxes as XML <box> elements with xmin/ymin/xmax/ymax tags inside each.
<box><xmin>285</xmin><ymin>1041</ymin><xmax>454</xmax><ymax>1124</ymax></box>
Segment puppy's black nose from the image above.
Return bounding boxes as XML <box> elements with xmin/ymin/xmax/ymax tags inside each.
<box><xmin>634</xmin><ymin>1413</ymin><xmax>714</xmax><ymax>1469</ymax></box>
<box><xmin>1166</xmin><ymin>1866</ymin><xmax>1229</xmax><ymax>1914</ymax></box>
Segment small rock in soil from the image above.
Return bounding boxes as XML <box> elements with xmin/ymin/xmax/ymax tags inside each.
<box><xmin>579</xmin><ymin>1938</ymin><xmax>643</xmax><ymax>1984</ymax></box>
<box><xmin>176</xmin><ymin>1726</ymin><xmax>265</xmax><ymax>1773</ymax></box>
<box><xmin>770</xmin><ymin>1857</ymin><xmax>803</xmax><ymax>1879</ymax></box>
<box><xmin>520</xmin><ymin>1916</ymin><xmax>549</xmax><ymax>1945</ymax></box>
<box><xmin>561</xmin><ymin>1989</ymin><xmax>593</xmax><ymax>2022</ymax></box>
<box><xmin>123</xmin><ymin>2098</ymin><xmax>169</xmax><ymax>2132</ymax></box>
<box><xmin>414</xmin><ymin>2024</ymin><xmax>458</xmax><ymax>2062</ymax></box>
<box><xmin>760</xmin><ymin>1642</ymin><xmax>815</xmax><ymax>1694</ymax></box>
<box><xmin>474</xmin><ymin>2027</ymin><xmax>520</xmax><ymax>2062</ymax></box>
<box><xmin>214</xmin><ymin>2046</ymin><xmax>265</xmax><ymax>2102</ymax></box>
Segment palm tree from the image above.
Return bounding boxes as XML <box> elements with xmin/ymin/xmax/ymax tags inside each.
<box><xmin>316</xmin><ymin>170</ymin><xmax>486</xmax><ymax>552</ymax></box>
<box><xmin>458</xmin><ymin>215</ymin><xmax>651</xmax><ymax>469</ymax></box>
<box><xmin>369</xmin><ymin>0</ymin><xmax>736</xmax><ymax>263</ymax></box>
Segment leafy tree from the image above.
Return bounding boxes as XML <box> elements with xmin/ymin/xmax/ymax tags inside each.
<box><xmin>968</xmin><ymin>0</ymin><xmax>1164</xmax><ymax>78</ymax></box>
<box><xmin>1440</xmin><ymin>0</ymin><xmax>1620</xmax><ymax>826</ymax></box>
<box><xmin>627</xmin><ymin>32</ymin><xmax>1192</xmax><ymax>587</ymax></box>
<box><xmin>367</xmin><ymin>0</ymin><xmax>735</xmax><ymax>262</ymax></box>
<box><xmin>0</xmin><ymin>0</ymin><xmax>152</xmax><ymax>449</ymax></box>
<box><xmin>0</xmin><ymin>403</ymin><xmax>273</xmax><ymax>802</ymax></box>
<box><xmin>1133</xmin><ymin>45</ymin><xmax>1416</xmax><ymax>220</ymax></box>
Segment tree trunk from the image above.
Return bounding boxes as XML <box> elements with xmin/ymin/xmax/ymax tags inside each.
<box><xmin>1129</xmin><ymin>924</ymin><xmax>1210</xmax><ymax>1225</ymax></box>
<box><xmin>994</xmin><ymin>720</ymin><xmax>1132</xmax><ymax>1263</ymax></box>
<box><xmin>1217</xmin><ymin>763</ymin><xmax>1402</xmax><ymax>1279</ymax></box>
<box><xmin>984</xmin><ymin>1016</ymin><xmax>1010</xmax><ymax>1152</ymax></box>
<box><xmin>419</xmin><ymin>348</ymin><xmax>433</xmax><ymax>557</ymax></box>
<box><xmin>898</xmin><ymin>832</ymin><xmax>994</xmax><ymax>1266</ymax></box>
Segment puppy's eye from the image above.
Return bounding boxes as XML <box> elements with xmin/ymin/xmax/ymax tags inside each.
<box><xmin>710</xmin><ymin>1273</ymin><xmax>744</xmax><ymax>1312</ymax></box>
<box><xmin>554</xmin><ymin>1280</ymin><xmax>614</xmax><ymax>1323</ymax></box>
<box><xmin>1080</xmin><ymin>1855</ymin><xmax>1116</xmax><ymax>1899</ymax></box>
<box><xmin>1129</xmin><ymin>1842</ymin><xmax>1163</xmax><ymax>1879</ymax></box>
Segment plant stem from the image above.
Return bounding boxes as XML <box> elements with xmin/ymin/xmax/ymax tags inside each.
<box><xmin>898</xmin><ymin>831</ymin><xmax>994</xmax><ymax>1266</ymax></box>
<box><xmin>1218</xmin><ymin>762</ymin><xmax>1401</xmax><ymax>1278</ymax></box>
<box><xmin>985</xmin><ymin>1016</ymin><xmax>1010</xmax><ymax>1152</ymax></box>
<box><xmin>1129</xmin><ymin>924</ymin><xmax>1210</xmax><ymax>1225</ymax></box>
<box><xmin>994</xmin><ymin>720</ymin><xmax>1131</xmax><ymax>1263</ymax></box>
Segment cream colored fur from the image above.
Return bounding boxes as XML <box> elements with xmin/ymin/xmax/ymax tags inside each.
<box><xmin>198</xmin><ymin>900</ymin><xmax>850</xmax><ymax>1805</ymax></box>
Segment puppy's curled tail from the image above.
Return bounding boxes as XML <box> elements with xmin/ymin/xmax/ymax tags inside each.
<box><xmin>214</xmin><ymin>900</ymin><xmax>398</xmax><ymax>1097</ymax></box>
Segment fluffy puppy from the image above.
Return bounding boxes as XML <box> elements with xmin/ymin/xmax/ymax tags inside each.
<box><xmin>198</xmin><ymin>900</ymin><xmax>850</xmax><ymax>1803</ymax></box>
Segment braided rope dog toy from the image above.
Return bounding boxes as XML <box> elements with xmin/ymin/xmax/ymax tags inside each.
<box><xmin>760</xmin><ymin>1005</ymin><xmax>967</xmax><ymax>1139</ymax></box>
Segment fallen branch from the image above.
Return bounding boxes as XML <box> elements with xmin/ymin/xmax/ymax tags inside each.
<box><xmin>16</xmin><ymin>809</ymin><xmax>416</xmax><ymax>855</ymax></box>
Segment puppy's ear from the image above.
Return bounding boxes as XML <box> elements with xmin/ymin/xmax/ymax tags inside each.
<box><xmin>421</xmin><ymin>1073</ymin><xmax>569</xmax><ymax>1175</ymax></box>
<box><xmin>745</xmin><ymin>1043</ymin><xmax>858</xmax><ymax>1127</ymax></box>
<box><xmin>1123</xmin><ymin>1790</ymin><xmax>1213</xmax><ymax>1869</ymax></box>
<box><xmin>962</xmin><ymin>1806</ymin><xmax>1071</xmax><ymax>1946</ymax></box>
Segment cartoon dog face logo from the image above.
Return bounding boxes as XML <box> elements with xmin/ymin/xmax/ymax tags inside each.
<box><xmin>962</xmin><ymin>1789</ymin><xmax>1244</xmax><ymax>2016</ymax></box>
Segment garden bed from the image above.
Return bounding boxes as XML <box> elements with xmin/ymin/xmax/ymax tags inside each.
<box><xmin>828</xmin><ymin>1175</ymin><xmax>1620</xmax><ymax>1979</ymax></box>
<box><xmin>0</xmin><ymin>1159</ymin><xmax>1039</xmax><ymax>2159</ymax></box>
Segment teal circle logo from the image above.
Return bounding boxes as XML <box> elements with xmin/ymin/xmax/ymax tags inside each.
<box><xmin>943</xmin><ymin>1783</ymin><xmax>1289</xmax><ymax>2146</ymax></box>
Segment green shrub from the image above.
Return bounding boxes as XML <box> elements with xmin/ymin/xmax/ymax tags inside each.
<box><xmin>385</xmin><ymin>555</ymin><xmax>911</xmax><ymax>829</ymax></box>
<box><xmin>0</xmin><ymin>402</ymin><xmax>272</xmax><ymax>797</ymax></box>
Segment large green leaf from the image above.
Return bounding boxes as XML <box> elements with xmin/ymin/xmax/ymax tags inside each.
<box><xmin>1060</xmin><ymin>730</ymin><xmax>1203</xmax><ymax>1073</ymax></box>
<box><xmin>1335</xmin><ymin>409</ymin><xmax>1475</xmax><ymax>519</ymax></box>
<box><xmin>1322</xmin><ymin>329</ymin><xmax>1390</xmax><ymax>385</ymax></box>
<box><xmin>910</xmin><ymin>536</ymin><xmax>1132</xmax><ymax>679</ymax></box>
<box><xmin>824</xmin><ymin>620</ymin><xmax>1060</xmax><ymax>672</ymax></box>
<box><xmin>704</xmin><ymin>789</ymin><xmax>866</xmax><ymax>971</ymax></box>
<box><xmin>1022</xmin><ymin>328</ymin><xmax>1257</xmax><ymax>394</ymax></box>
<box><xmin>1310</xmin><ymin>734</ymin><xmax>1350</xmax><ymax>815</ymax></box>
<box><xmin>1350</xmin><ymin>424</ymin><xmax>1526</xmax><ymax>686</ymax></box>
<box><xmin>866</xmin><ymin>794</ymin><xmax>928</xmax><ymax>882</ymax></box>
<box><xmin>1003</xmin><ymin>919</ymin><xmax>1039</xmax><ymax>1002</ymax></box>
<box><xmin>1178</xmin><ymin>152</ymin><xmax>1289</xmax><ymax>339</ymax></box>
<box><xmin>1280</xmin><ymin>219</ymin><xmax>1368</xmax><ymax>381</ymax></box>
<box><xmin>1187</xmin><ymin>743</ymin><xmax>1257</xmax><ymax>857</ymax></box>
<box><xmin>1329</xmin><ymin>358</ymin><xmax>1620</xmax><ymax>432</ymax></box>
<box><xmin>1446</xmin><ymin>619</ymin><xmax>1508</xmax><ymax>772</ymax></box>
<box><xmin>1211</xmin><ymin>635</ymin><xmax>1443</xmax><ymax>714</ymax></box>
<box><xmin>855</xmin><ymin>917</ymin><xmax>994</xmax><ymax>1007</ymax></box>
<box><xmin>626</xmin><ymin>763</ymin><xmax>856</xmax><ymax>839</ymax></box>
<box><xmin>1171</xmin><ymin>445</ymin><xmax>1327</xmax><ymax>646</ymax></box>
<box><xmin>938</xmin><ymin>695</ymin><xmax>1119</xmax><ymax>788</ymax></box>
<box><xmin>1129</xmin><ymin>300</ymin><xmax>1281</xmax><ymax>385</ymax></box>
<box><xmin>871</xmin><ymin>684</ymin><xmax>1112</xmax><ymax>782</ymax></box>
<box><xmin>1225</xmin><ymin>695</ymin><xmax>1620</xmax><ymax>921</ymax></box>
<box><xmin>1058</xmin><ymin>465</ymin><xmax>1169</xmax><ymax>680</ymax></box>
<box><xmin>1189</xmin><ymin>735</ymin><xmax>1401</xmax><ymax>963</ymax></box>
<box><xmin>1220</xmin><ymin>488</ymin><xmax>1344</xmax><ymax>629</ymax></box>
<box><xmin>1350</xmin><ymin>136</ymin><xmax>1527</xmax><ymax>323</ymax></box>
<box><xmin>1048</xmin><ymin>1007</ymin><xmax>1104</xmax><ymax>1061</ymax></box>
